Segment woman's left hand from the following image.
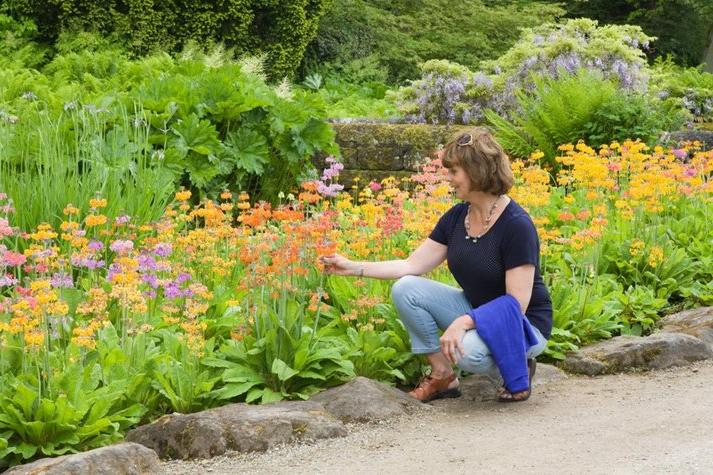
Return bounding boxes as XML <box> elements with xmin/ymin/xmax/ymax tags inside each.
<box><xmin>440</xmin><ymin>315</ymin><xmax>473</xmax><ymax>364</ymax></box>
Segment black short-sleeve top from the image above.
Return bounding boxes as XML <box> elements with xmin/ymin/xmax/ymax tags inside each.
<box><xmin>429</xmin><ymin>199</ymin><xmax>553</xmax><ymax>339</ymax></box>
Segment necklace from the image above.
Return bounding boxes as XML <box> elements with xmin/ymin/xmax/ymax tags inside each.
<box><xmin>464</xmin><ymin>195</ymin><xmax>502</xmax><ymax>242</ymax></box>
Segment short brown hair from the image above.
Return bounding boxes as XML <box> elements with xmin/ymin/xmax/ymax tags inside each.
<box><xmin>441</xmin><ymin>127</ymin><xmax>514</xmax><ymax>195</ymax></box>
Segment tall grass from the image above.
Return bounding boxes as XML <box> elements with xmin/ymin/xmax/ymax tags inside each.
<box><xmin>0</xmin><ymin>101</ymin><xmax>175</xmax><ymax>231</ymax></box>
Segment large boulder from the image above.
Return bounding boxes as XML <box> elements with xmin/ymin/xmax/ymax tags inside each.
<box><xmin>5</xmin><ymin>443</ymin><xmax>160</xmax><ymax>475</ymax></box>
<box><xmin>560</xmin><ymin>333</ymin><xmax>713</xmax><ymax>376</ymax></box>
<box><xmin>310</xmin><ymin>376</ymin><xmax>430</xmax><ymax>422</ymax></box>
<box><xmin>125</xmin><ymin>401</ymin><xmax>345</xmax><ymax>460</ymax></box>
<box><xmin>660</xmin><ymin>307</ymin><xmax>713</xmax><ymax>348</ymax></box>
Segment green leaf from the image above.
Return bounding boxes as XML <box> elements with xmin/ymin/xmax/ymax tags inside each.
<box><xmin>223</xmin><ymin>366</ymin><xmax>265</xmax><ymax>384</ymax></box>
<box><xmin>271</xmin><ymin>358</ymin><xmax>299</xmax><ymax>382</ymax></box>
<box><xmin>170</xmin><ymin>113</ymin><xmax>221</xmax><ymax>157</ymax></box>
<box><xmin>224</xmin><ymin>128</ymin><xmax>270</xmax><ymax>174</ymax></box>
<box><xmin>260</xmin><ymin>388</ymin><xmax>284</xmax><ymax>404</ymax></box>
<box><xmin>213</xmin><ymin>381</ymin><xmax>262</xmax><ymax>400</ymax></box>
<box><xmin>245</xmin><ymin>387</ymin><xmax>264</xmax><ymax>404</ymax></box>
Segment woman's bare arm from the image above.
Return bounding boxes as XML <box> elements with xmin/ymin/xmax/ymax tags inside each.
<box><xmin>321</xmin><ymin>238</ymin><xmax>447</xmax><ymax>280</ymax></box>
<box><xmin>505</xmin><ymin>264</ymin><xmax>535</xmax><ymax>314</ymax></box>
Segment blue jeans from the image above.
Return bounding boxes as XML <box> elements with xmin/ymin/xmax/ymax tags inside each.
<box><xmin>391</xmin><ymin>275</ymin><xmax>547</xmax><ymax>375</ymax></box>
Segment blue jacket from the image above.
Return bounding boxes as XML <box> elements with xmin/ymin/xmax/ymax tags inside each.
<box><xmin>467</xmin><ymin>294</ymin><xmax>539</xmax><ymax>393</ymax></box>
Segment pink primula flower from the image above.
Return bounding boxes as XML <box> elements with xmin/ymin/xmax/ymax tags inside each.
<box><xmin>0</xmin><ymin>218</ymin><xmax>13</xmax><ymax>237</ymax></box>
<box><xmin>3</xmin><ymin>251</ymin><xmax>26</xmax><ymax>267</ymax></box>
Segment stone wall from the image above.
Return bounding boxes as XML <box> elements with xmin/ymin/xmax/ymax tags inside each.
<box><xmin>317</xmin><ymin>123</ymin><xmax>713</xmax><ymax>186</ymax></box>
<box><xmin>665</xmin><ymin>129</ymin><xmax>713</xmax><ymax>150</ymax></box>
<box><xmin>314</xmin><ymin>122</ymin><xmax>470</xmax><ymax>185</ymax></box>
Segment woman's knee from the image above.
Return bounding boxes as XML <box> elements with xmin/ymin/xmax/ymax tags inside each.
<box><xmin>390</xmin><ymin>275</ymin><xmax>422</xmax><ymax>305</ymax></box>
<box><xmin>457</xmin><ymin>330</ymin><xmax>495</xmax><ymax>374</ymax></box>
<box><xmin>457</xmin><ymin>349</ymin><xmax>494</xmax><ymax>374</ymax></box>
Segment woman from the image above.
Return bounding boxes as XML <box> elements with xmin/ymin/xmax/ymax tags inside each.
<box><xmin>321</xmin><ymin>127</ymin><xmax>552</xmax><ymax>403</ymax></box>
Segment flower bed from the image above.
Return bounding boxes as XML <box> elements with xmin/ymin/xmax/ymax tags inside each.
<box><xmin>0</xmin><ymin>140</ymin><xmax>711</xmax><ymax>467</ymax></box>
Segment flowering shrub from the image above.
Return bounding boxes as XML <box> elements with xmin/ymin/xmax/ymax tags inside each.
<box><xmin>397</xmin><ymin>19</ymin><xmax>655</xmax><ymax>124</ymax></box>
<box><xmin>482</xmin><ymin>18</ymin><xmax>653</xmax><ymax>93</ymax></box>
<box><xmin>650</xmin><ymin>59</ymin><xmax>713</xmax><ymax>123</ymax></box>
<box><xmin>396</xmin><ymin>60</ymin><xmax>503</xmax><ymax>124</ymax></box>
<box><xmin>0</xmin><ymin>141</ymin><xmax>712</xmax><ymax>466</ymax></box>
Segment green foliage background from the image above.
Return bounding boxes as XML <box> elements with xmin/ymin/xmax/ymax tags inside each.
<box><xmin>2</xmin><ymin>0</ymin><xmax>332</xmax><ymax>79</ymax></box>
<box><xmin>561</xmin><ymin>0</ymin><xmax>713</xmax><ymax>66</ymax></box>
<box><xmin>301</xmin><ymin>0</ymin><xmax>565</xmax><ymax>83</ymax></box>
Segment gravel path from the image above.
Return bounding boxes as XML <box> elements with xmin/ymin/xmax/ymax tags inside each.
<box><xmin>163</xmin><ymin>360</ymin><xmax>713</xmax><ymax>474</ymax></box>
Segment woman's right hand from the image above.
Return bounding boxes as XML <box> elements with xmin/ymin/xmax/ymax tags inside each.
<box><xmin>320</xmin><ymin>253</ymin><xmax>358</xmax><ymax>276</ymax></box>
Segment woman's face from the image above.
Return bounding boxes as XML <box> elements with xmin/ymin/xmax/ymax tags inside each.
<box><xmin>447</xmin><ymin>164</ymin><xmax>472</xmax><ymax>199</ymax></box>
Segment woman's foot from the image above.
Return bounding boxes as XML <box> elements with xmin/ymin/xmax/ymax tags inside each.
<box><xmin>408</xmin><ymin>372</ymin><xmax>461</xmax><ymax>402</ymax></box>
<box><xmin>497</xmin><ymin>358</ymin><xmax>536</xmax><ymax>403</ymax></box>
<box><xmin>497</xmin><ymin>388</ymin><xmax>531</xmax><ymax>402</ymax></box>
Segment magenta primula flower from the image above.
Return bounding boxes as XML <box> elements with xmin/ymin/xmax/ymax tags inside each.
<box><xmin>672</xmin><ymin>149</ymin><xmax>688</xmax><ymax>160</ymax></box>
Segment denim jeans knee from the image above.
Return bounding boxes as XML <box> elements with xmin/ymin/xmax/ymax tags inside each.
<box><xmin>390</xmin><ymin>276</ymin><xmax>473</xmax><ymax>354</ymax></box>
<box><xmin>390</xmin><ymin>275</ymin><xmax>421</xmax><ymax>307</ymax></box>
<box><xmin>457</xmin><ymin>329</ymin><xmax>496</xmax><ymax>374</ymax></box>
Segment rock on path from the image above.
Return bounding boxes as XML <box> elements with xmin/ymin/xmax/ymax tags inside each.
<box><xmin>163</xmin><ymin>360</ymin><xmax>713</xmax><ymax>474</ymax></box>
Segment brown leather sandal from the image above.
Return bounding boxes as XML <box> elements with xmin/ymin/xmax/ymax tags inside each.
<box><xmin>408</xmin><ymin>373</ymin><xmax>461</xmax><ymax>402</ymax></box>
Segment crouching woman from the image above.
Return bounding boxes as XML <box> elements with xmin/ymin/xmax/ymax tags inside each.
<box><xmin>321</xmin><ymin>127</ymin><xmax>552</xmax><ymax>403</ymax></box>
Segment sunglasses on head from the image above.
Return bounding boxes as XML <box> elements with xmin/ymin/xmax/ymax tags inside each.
<box><xmin>456</xmin><ymin>133</ymin><xmax>474</xmax><ymax>147</ymax></box>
